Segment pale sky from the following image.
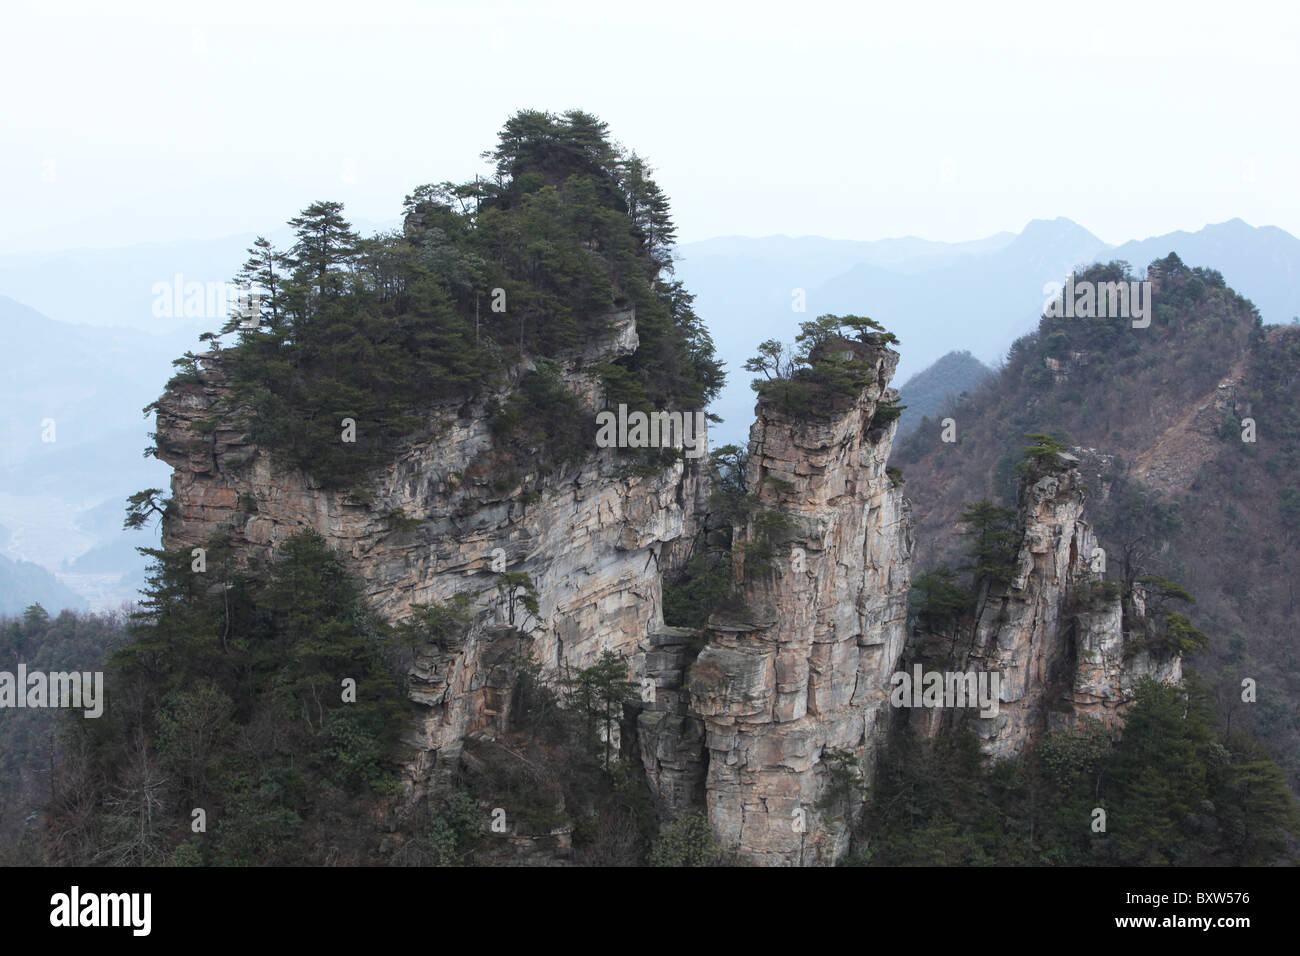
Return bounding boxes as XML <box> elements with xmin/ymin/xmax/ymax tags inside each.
<box><xmin>3</xmin><ymin>0</ymin><xmax>1297</xmax><ymax>252</ymax></box>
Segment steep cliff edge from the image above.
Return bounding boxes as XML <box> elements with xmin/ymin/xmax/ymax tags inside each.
<box><xmin>154</xmin><ymin>308</ymin><xmax>705</xmax><ymax>800</ymax></box>
<box><xmin>154</xmin><ymin>323</ymin><xmax>913</xmax><ymax>866</ymax></box>
<box><xmin>908</xmin><ymin>458</ymin><xmax>1182</xmax><ymax>760</ymax></box>
<box><xmin>684</xmin><ymin>341</ymin><xmax>913</xmax><ymax>865</ymax></box>
<box><xmin>152</xmin><ymin>321</ymin><xmax>1189</xmax><ymax>865</ymax></box>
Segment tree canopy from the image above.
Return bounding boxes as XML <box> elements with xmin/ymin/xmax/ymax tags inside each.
<box><xmin>161</xmin><ymin>110</ymin><xmax>723</xmax><ymax>487</ymax></box>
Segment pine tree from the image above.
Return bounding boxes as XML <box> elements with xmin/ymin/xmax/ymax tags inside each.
<box><xmin>228</xmin><ymin>235</ymin><xmax>285</xmax><ymax>332</ymax></box>
<box><xmin>958</xmin><ymin>499</ymin><xmax>1020</xmax><ymax>589</ymax></box>
<box><xmin>566</xmin><ymin>650</ymin><xmax>637</xmax><ymax>771</ymax></box>
<box><xmin>283</xmin><ymin>200</ymin><xmax>359</xmax><ymax>325</ymax></box>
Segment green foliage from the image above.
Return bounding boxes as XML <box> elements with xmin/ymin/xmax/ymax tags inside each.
<box><xmin>746</xmin><ymin>314</ymin><xmax>898</xmax><ymax>418</ymax></box>
<box><xmin>663</xmin><ymin>550</ymin><xmax>733</xmax><ymax>628</ymax></box>
<box><xmin>909</xmin><ymin>566</ymin><xmax>973</xmax><ymax>633</ymax></box>
<box><xmin>1104</xmin><ymin>678</ymin><xmax>1213</xmax><ymax>864</ymax></box>
<box><xmin>1066</xmin><ymin>575</ymin><xmax>1123</xmax><ymax>614</ymax></box>
<box><xmin>490</xmin><ymin>358</ymin><xmax>588</xmax><ymax>473</ymax></box>
<box><xmin>1036</xmin><ymin>718</ymin><xmax>1111</xmax><ymax>793</ymax></box>
<box><xmin>907</xmin><ymin>498</ymin><xmax>1021</xmax><ymax>633</ymax></box>
<box><xmin>958</xmin><ymin>499</ymin><xmax>1019</xmax><ymax>589</ymax></box>
<box><xmin>737</xmin><ymin>509</ymin><xmax>790</xmax><ymax>575</ymax></box>
<box><xmin>386</xmin><ymin>508</ymin><xmax>423</xmax><ymax>533</ymax></box>
<box><xmin>176</xmin><ymin>111</ymin><xmax>722</xmax><ymax>489</ymax></box>
<box><xmin>1128</xmin><ymin>575</ymin><xmax>1209</xmax><ymax>658</ymax></box>
<box><xmin>648</xmin><ymin>811</ymin><xmax>723</xmax><ymax>867</ymax></box>
<box><xmin>859</xmin><ymin>679</ymin><xmax>1299</xmax><ymax>866</ymax></box>
<box><xmin>1218</xmin><ymin>412</ymin><xmax>1241</xmax><ymax>441</ymax></box>
<box><xmin>564</xmin><ymin>650</ymin><xmax>638</xmax><ymax>771</ymax></box>
<box><xmin>816</xmin><ymin>747</ymin><xmax>866</xmax><ymax>819</ymax></box>
<box><xmin>391</xmin><ymin>790</ymin><xmax>483</xmax><ymax>867</ymax></box>
<box><xmin>493</xmin><ymin>572</ymin><xmax>540</xmax><ymax>629</ymax></box>
<box><xmin>1016</xmin><ymin>432</ymin><xmax>1072</xmax><ymax>479</ymax></box>
<box><xmin>663</xmin><ymin>448</ymin><xmax>744</xmax><ymax>628</ymax></box>
<box><xmin>392</xmin><ymin>593</ymin><xmax>472</xmax><ymax>653</ymax></box>
<box><xmin>123</xmin><ymin>488</ymin><xmax>169</xmax><ymax>530</ymax></box>
<box><xmin>706</xmin><ymin>444</ymin><xmax>752</xmax><ymax>523</ymax></box>
<box><xmin>45</xmin><ymin>530</ymin><xmax>408</xmax><ymax>865</ymax></box>
<box><xmin>869</xmin><ymin>399</ymin><xmax>907</xmax><ymax>432</ymax></box>
<box><xmin>1153</xmin><ymin>612</ymin><xmax>1211</xmax><ymax>656</ymax></box>
<box><xmin>0</xmin><ymin>608</ymin><xmax>128</xmax><ymax>863</ymax></box>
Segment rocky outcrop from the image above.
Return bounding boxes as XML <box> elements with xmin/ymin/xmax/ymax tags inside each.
<box><xmin>684</xmin><ymin>344</ymin><xmax>913</xmax><ymax>866</ymax></box>
<box><xmin>154</xmin><ymin>308</ymin><xmax>705</xmax><ymax>800</ymax></box>
<box><xmin>154</xmin><ymin>302</ymin><xmax>1182</xmax><ymax>865</ymax></box>
<box><xmin>1069</xmin><ymin>586</ymin><xmax>1181</xmax><ymax>730</ymax></box>
<box><xmin>961</xmin><ymin>464</ymin><xmax>1091</xmax><ymax>758</ymax></box>
<box><xmin>635</xmin><ymin>626</ymin><xmax>709</xmax><ymax>817</ymax></box>
<box><xmin>910</xmin><ymin>458</ymin><xmax>1181</xmax><ymax>760</ymax></box>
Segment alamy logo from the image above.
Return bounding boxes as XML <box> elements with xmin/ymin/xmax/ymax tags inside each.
<box><xmin>0</xmin><ymin>665</ymin><xmax>103</xmax><ymax>718</ymax></box>
<box><xmin>890</xmin><ymin>665</ymin><xmax>1003</xmax><ymax>718</ymax></box>
<box><xmin>50</xmin><ymin>886</ymin><xmax>150</xmax><ymax>936</ymax></box>
<box><xmin>595</xmin><ymin>404</ymin><xmax>707</xmax><ymax>459</ymax></box>
<box><xmin>1042</xmin><ymin>274</ymin><xmax>1152</xmax><ymax>328</ymax></box>
<box><xmin>152</xmin><ymin>275</ymin><xmax>263</xmax><ymax>323</ymax></box>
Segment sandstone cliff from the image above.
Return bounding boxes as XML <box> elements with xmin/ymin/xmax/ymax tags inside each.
<box><xmin>153</xmin><ymin>314</ymin><xmax>914</xmax><ymax>866</ymax></box>
<box><xmin>908</xmin><ymin>458</ymin><xmax>1182</xmax><ymax>760</ymax></box>
<box><xmin>154</xmin><ymin>308</ymin><xmax>705</xmax><ymax>801</ymax></box>
<box><xmin>683</xmin><ymin>343</ymin><xmax>913</xmax><ymax>865</ymax></box>
<box><xmin>153</xmin><ymin>305</ymin><xmax>1174</xmax><ymax>865</ymax></box>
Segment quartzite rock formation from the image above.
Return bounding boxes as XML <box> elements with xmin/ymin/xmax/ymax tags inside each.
<box><xmin>153</xmin><ymin>308</ymin><xmax>1176</xmax><ymax>865</ymax></box>
<box><xmin>909</xmin><ymin>460</ymin><xmax>1182</xmax><ymax>760</ymax></box>
<box><xmin>682</xmin><ymin>341</ymin><xmax>913</xmax><ymax>865</ymax></box>
<box><xmin>155</xmin><ymin>308</ymin><xmax>704</xmax><ymax>801</ymax></box>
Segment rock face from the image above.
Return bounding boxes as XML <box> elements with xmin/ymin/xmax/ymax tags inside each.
<box><xmin>155</xmin><ymin>321</ymin><xmax>914</xmax><ymax>866</ymax></box>
<box><xmin>911</xmin><ymin>460</ymin><xmax>1181</xmax><ymax>760</ymax></box>
<box><xmin>1131</xmin><ymin>356</ymin><xmax>1251</xmax><ymax>496</ymax></box>
<box><xmin>684</xmin><ymin>344</ymin><xmax>914</xmax><ymax>866</ymax></box>
<box><xmin>1070</xmin><ymin>587</ymin><xmax>1182</xmax><ymax>730</ymax></box>
<box><xmin>154</xmin><ymin>308</ymin><xmax>706</xmax><ymax>798</ymax></box>
<box><xmin>635</xmin><ymin>626</ymin><xmax>709</xmax><ymax>816</ymax></box>
<box><xmin>159</xmin><ymin>303</ymin><xmax>1175</xmax><ymax>864</ymax></box>
<box><xmin>962</xmin><ymin>465</ymin><xmax>1091</xmax><ymax>759</ymax></box>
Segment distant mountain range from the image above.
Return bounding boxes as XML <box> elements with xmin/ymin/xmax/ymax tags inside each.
<box><xmin>0</xmin><ymin>216</ymin><xmax>400</xmax><ymax>333</ymax></box>
<box><xmin>0</xmin><ymin>295</ymin><xmax>176</xmax><ymax>612</ymax></box>
<box><xmin>3</xmin><ymin>216</ymin><xmax>1299</xmax><ymax>612</ymax></box>
<box><xmin>674</xmin><ymin>217</ymin><xmax>1300</xmax><ymax>447</ymax></box>
<box><xmin>895</xmin><ymin>351</ymin><xmax>994</xmax><ymax>437</ymax></box>
<box><xmin>0</xmin><ymin>553</ymin><xmax>86</xmax><ymax>616</ymax></box>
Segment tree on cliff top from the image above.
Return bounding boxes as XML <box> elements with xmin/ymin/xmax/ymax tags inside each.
<box><xmin>745</xmin><ymin>313</ymin><xmax>899</xmax><ymax>418</ymax></box>
<box><xmin>162</xmin><ymin>110</ymin><xmax>723</xmax><ymax>488</ymax></box>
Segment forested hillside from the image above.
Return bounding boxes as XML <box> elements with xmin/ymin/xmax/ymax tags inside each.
<box><xmin>895</xmin><ymin>350</ymin><xmax>994</xmax><ymax>436</ymax></box>
<box><xmin>0</xmin><ymin>606</ymin><xmax>125</xmax><ymax>863</ymax></box>
<box><xmin>148</xmin><ymin>110</ymin><xmax>723</xmax><ymax>489</ymax></box>
<box><xmin>41</xmin><ymin>112</ymin><xmax>728</xmax><ymax>867</ymax></box>
<box><xmin>892</xmin><ymin>253</ymin><xmax>1300</xmax><ymax>793</ymax></box>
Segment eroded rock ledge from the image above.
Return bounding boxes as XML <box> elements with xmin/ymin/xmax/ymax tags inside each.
<box><xmin>155</xmin><ymin>310</ymin><xmax>704</xmax><ymax>802</ymax></box>
<box><xmin>680</xmin><ymin>344</ymin><xmax>913</xmax><ymax>865</ymax></box>
<box><xmin>154</xmin><ymin>310</ymin><xmax>1174</xmax><ymax>866</ymax></box>
<box><xmin>908</xmin><ymin>461</ymin><xmax>1182</xmax><ymax>761</ymax></box>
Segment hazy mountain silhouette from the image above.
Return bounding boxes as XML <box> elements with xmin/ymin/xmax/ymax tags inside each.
<box><xmin>676</xmin><ymin>218</ymin><xmax>1300</xmax><ymax>447</ymax></box>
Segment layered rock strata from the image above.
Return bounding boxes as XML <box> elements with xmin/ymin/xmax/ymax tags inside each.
<box><xmin>910</xmin><ymin>460</ymin><xmax>1181</xmax><ymax>760</ymax></box>
<box><xmin>684</xmin><ymin>344</ymin><xmax>914</xmax><ymax>865</ymax></box>
<box><xmin>154</xmin><ymin>309</ymin><xmax>703</xmax><ymax>797</ymax></box>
